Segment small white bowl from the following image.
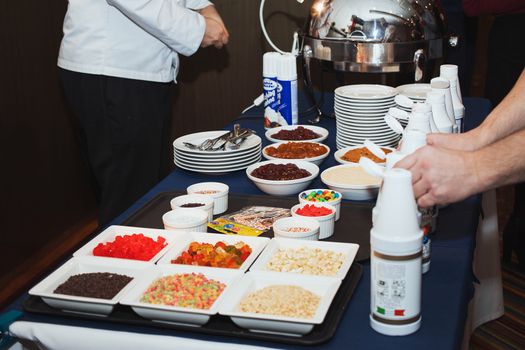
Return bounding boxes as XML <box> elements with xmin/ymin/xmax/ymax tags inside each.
<box><xmin>162</xmin><ymin>208</ymin><xmax>208</xmax><ymax>233</ymax></box>
<box><xmin>262</xmin><ymin>142</ymin><xmax>330</xmax><ymax>166</ymax></box>
<box><xmin>321</xmin><ymin>164</ymin><xmax>382</xmax><ymax>201</ymax></box>
<box><xmin>291</xmin><ymin>203</ymin><xmax>335</xmax><ymax>239</ymax></box>
<box><xmin>272</xmin><ymin>217</ymin><xmax>320</xmax><ymax>241</ymax></box>
<box><xmin>170</xmin><ymin>194</ymin><xmax>214</xmax><ymax>221</ymax></box>
<box><xmin>265</xmin><ymin>125</ymin><xmax>329</xmax><ymax>143</ymax></box>
<box><xmin>246</xmin><ymin>160</ymin><xmax>319</xmax><ymax>196</ymax></box>
<box><xmin>334</xmin><ymin>145</ymin><xmax>395</xmax><ymax>165</ymax></box>
<box><xmin>298</xmin><ymin>189</ymin><xmax>342</xmax><ymax>221</ymax></box>
<box><xmin>187</xmin><ymin>182</ymin><xmax>229</xmax><ymax>215</ymax></box>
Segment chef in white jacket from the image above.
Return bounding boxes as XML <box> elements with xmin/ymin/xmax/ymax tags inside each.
<box><xmin>58</xmin><ymin>0</ymin><xmax>228</xmax><ymax>225</ymax></box>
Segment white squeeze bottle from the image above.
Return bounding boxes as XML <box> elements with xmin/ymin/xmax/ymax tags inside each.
<box><xmin>370</xmin><ymin>168</ymin><xmax>423</xmax><ymax>336</ymax></box>
<box><xmin>276</xmin><ymin>54</ymin><xmax>298</xmax><ymax>126</ymax></box>
<box><xmin>263</xmin><ymin>52</ymin><xmax>281</xmax><ymax>129</ymax></box>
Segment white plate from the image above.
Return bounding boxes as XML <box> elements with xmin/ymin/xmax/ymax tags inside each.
<box><xmin>336</xmin><ymin>135</ymin><xmax>400</xmax><ymax>144</ymax></box>
<box><xmin>334</xmin><ymin>145</ymin><xmax>395</xmax><ymax>164</ymax></box>
<box><xmin>334</xmin><ymin>108</ymin><xmax>390</xmax><ymax>117</ymax></box>
<box><xmin>175</xmin><ymin>156</ymin><xmax>261</xmax><ymax>174</ymax></box>
<box><xmin>396</xmin><ymin>83</ymin><xmax>431</xmax><ymax>99</ymax></box>
<box><xmin>120</xmin><ymin>264</ymin><xmax>243</xmax><ymax>326</ymax></box>
<box><xmin>173</xmin><ymin>131</ymin><xmax>261</xmax><ymax>155</ymax></box>
<box><xmin>336</xmin><ymin>123</ymin><xmax>390</xmax><ymax>131</ymax></box>
<box><xmin>336</xmin><ymin>121</ymin><xmax>391</xmax><ymax>131</ymax></box>
<box><xmin>174</xmin><ymin>145</ymin><xmax>261</xmax><ymax>160</ymax></box>
<box><xmin>219</xmin><ymin>271</ymin><xmax>341</xmax><ymax>335</ymax></box>
<box><xmin>336</xmin><ymin>140</ymin><xmax>399</xmax><ymax>149</ymax></box>
<box><xmin>336</xmin><ymin>127</ymin><xmax>396</xmax><ymax>137</ymax></box>
<box><xmin>335</xmin><ymin>84</ymin><xmax>397</xmax><ymax>99</ymax></box>
<box><xmin>175</xmin><ymin>152</ymin><xmax>262</xmax><ymax>169</ymax></box>
<box><xmin>334</xmin><ymin>100</ymin><xmax>395</xmax><ymax>109</ymax></box>
<box><xmin>175</xmin><ymin>142</ymin><xmax>262</xmax><ymax>159</ymax></box>
<box><xmin>175</xmin><ymin>148</ymin><xmax>261</xmax><ymax>164</ymax></box>
<box><xmin>262</xmin><ymin>142</ymin><xmax>330</xmax><ymax>166</ymax></box>
<box><xmin>250</xmin><ymin>238</ymin><xmax>358</xmax><ymax>280</ymax></box>
<box><xmin>265</xmin><ymin>125</ymin><xmax>329</xmax><ymax>143</ymax></box>
<box><xmin>336</xmin><ymin>128</ymin><xmax>397</xmax><ymax>138</ymax></box>
<box><xmin>29</xmin><ymin>256</ymin><xmax>153</xmax><ymax>315</ymax></box>
<box><xmin>336</xmin><ymin>117</ymin><xmax>390</xmax><ymax>126</ymax></box>
<box><xmin>73</xmin><ymin>225</ymin><xmax>185</xmax><ymax>263</ymax></box>
<box><xmin>156</xmin><ymin>232</ymin><xmax>270</xmax><ymax>272</ymax></box>
<box><xmin>336</xmin><ymin>138</ymin><xmax>399</xmax><ymax>148</ymax></box>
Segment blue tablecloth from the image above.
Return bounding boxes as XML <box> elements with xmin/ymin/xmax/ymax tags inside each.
<box><xmin>2</xmin><ymin>96</ymin><xmax>491</xmax><ymax>350</ymax></box>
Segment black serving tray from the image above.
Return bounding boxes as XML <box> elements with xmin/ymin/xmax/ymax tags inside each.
<box><xmin>23</xmin><ymin>191</ymin><xmax>367</xmax><ymax>346</ymax></box>
<box><xmin>23</xmin><ymin>263</ymin><xmax>362</xmax><ymax>346</ymax></box>
<box><xmin>122</xmin><ymin>191</ymin><xmax>372</xmax><ymax>262</ymax></box>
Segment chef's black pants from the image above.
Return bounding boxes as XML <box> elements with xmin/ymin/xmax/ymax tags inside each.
<box><xmin>59</xmin><ymin>68</ymin><xmax>172</xmax><ymax>225</ymax></box>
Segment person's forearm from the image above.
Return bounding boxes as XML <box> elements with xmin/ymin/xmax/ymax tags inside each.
<box><xmin>472</xmin><ymin>128</ymin><xmax>525</xmax><ymax>191</ymax></box>
<box><xmin>472</xmin><ymin>68</ymin><xmax>525</xmax><ymax>148</ymax></box>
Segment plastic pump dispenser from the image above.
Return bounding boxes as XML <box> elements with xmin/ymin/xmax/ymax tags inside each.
<box><xmin>370</xmin><ymin>168</ymin><xmax>423</xmax><ymax>336</ymax></box>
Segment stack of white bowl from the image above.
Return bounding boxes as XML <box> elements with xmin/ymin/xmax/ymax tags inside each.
<box><xmin>334</xmin><ymin>84</ymin><xmax>399</xmax><ymax>148</ymax></box>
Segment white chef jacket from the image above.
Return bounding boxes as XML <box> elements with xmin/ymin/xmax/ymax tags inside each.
<box><xmin>58</xmin><ymin>0</ymin><xmax>212</xmax><ymax>83</ymax></box>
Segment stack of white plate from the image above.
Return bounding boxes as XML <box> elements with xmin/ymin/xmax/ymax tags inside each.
<box><xmin>173</xmin><ymin>131</ymin><xmax>262</xmax><ymax>174</ymax></box>
<box><xmin>334</xmin><ymin>84</ymin><xmax>399</xmax><ymax>148</ymax></box>
<box><xmin>395</xmin><ymin>83</ymin><xmax>431</xmax><ymax>113</ymax></box>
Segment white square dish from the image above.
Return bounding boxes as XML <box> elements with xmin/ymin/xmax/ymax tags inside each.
<box><xmin>249</xmin><ymin>237</ymin><xmax>359</xmax><ymax>279</ymax></box>
<box><xmin>28</xmin><ymin>256</ymin><xmax>154</xmax><ymax>315</ymax></box>
<box><xmin>119</xmin><ymin>264</ymin><xmax>242</xmax><ymax>326</ymax></box>
<box><xmin>156</xmin><ymin>232</ymin><xmax>270</xmax><ymax>272</ymax></box>
<box><xmin>219</xmin><ymin>271</ymin><xmax>341</xmax><ymax>336</ymax></box>
<box><xmin>73</xmin><ymin>225</ymin><xmax>188</xmax><ymax>263</ymax></box>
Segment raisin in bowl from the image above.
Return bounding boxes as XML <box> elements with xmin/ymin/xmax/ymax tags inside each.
<box><xmin>245</xmin><ymin>160</ymin><xmax>319</xmax><ymax>196</ymax></box>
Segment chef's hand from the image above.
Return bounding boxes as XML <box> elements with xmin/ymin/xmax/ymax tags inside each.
<box><xmin>395</xmin><ymin>145</ymin><xmax>480</xmax><ymax>208</ymax></box>
<box><xmin>200</xmin><ymin>6</ymin><xmax>229</xmax><ymax>49</ymax></box>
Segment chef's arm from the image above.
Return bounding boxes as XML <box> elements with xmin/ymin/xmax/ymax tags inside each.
<box><xmin>106</xmin><ymin>0</ymin><xmax>206</xmax><ymax>56</ymax></box>
<box><xmin>471</xmin><ymin>128</ymin><xmax>525</xmax><ymax>191</ymax></box>
<box><xmin>395</xmin><ymin>127</ymin><xmax>525</xmax><ymax>207</ymax></box>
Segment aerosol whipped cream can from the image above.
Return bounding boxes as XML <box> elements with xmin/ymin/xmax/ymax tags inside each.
<box><xmin>263</xmin><ymin>52</ymin><xmax>281</xmax><ymax>129</ymax></box>
<box><xmin>276</xmin><ymin>54</ymin><xmax>298</xmax><ymax>126</ymax></box>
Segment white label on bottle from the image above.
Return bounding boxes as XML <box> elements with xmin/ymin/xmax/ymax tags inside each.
<box><xmin>371</xmin><ymin>252</ymin><xmax>421</xmax><ymax>320</ymax></box>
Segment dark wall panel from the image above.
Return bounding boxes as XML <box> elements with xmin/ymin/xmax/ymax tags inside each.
<box><xmin>0</xmin><ymin>0</ymin><xmax>314</xmax><ymax>278</ymax></box>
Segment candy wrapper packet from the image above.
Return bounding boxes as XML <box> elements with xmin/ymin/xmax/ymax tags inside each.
<box><xmin>208</xmin><ymin>206</ymin><xmax>290</xmax><ymax>236</ymax></box>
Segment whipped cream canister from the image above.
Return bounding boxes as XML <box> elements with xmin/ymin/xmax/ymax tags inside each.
<box><xmin>263</xmin><ymin>52</ymin><xmax>281</xmax><ymax>129</ymax></box>
<box><xmin>276</xmin><ymin>54</ymin><xmax>298</xmax><ymax>127</ymax></box>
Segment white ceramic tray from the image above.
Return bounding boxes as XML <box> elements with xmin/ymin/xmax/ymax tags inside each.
<box><xmin>29</xmin><ymin>256</ymin><xmax>153</xmax><ymax>315</ymax></box>
<box><xmin>249</xmin><ymin>238</ymin><xmax>359</xmax><ymax>280</ymax></box>
<box><xmin>156</xmin><ymin>231</ymin><xmax>270</xmax><ymax>272</ymax></box>
<box><xmin>120</xmin><ymin>264</ymin><xmax>242</xmax><ymax>326</ymax></box>
<box><xmin>73</xmin><ymin>225</ymin><xmax>186</xmax><ymax>263</ymax></box>
<box><xmin>219</xmin><ymin>271</ymin><xmax>341</xmax><ymax>336</ymax></box>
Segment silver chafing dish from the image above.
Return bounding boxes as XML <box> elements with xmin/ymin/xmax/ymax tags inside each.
<box><xmin>301</xmin><ymin>0</ymin><xmax>449</xmax><ymax>81</ymax></box>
